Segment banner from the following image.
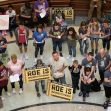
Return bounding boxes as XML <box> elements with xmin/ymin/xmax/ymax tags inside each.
<box><xmin>50</xmin><ymin>7</ymin><xmax>74</xmax><ymax>20</ymax></box>
<box><xmin>47</xmin><ymin>80</ymin><xmax>73</xmax><ymax>101</ymax></box>
<box><xmin>23</xmin><ymin>67</ymin><xmax>51</xmax><ymax>83</ymax></box>
<box><xmin>0</xmin><ymin>15</ymin><xmax>9</xmax><ymax>30</ymax></box>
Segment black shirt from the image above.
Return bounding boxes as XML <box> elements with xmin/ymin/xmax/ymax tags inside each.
<box><xmin>69</xmin><ymin>65</ymin><xmax>82</xmax><ymax>78</ymax></box>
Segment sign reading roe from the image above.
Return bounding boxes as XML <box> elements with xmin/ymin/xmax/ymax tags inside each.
<box><xmin>50</xmin><ymin>7</ymin><xmax>74</xmax><ymax>20</ymax></box>
<box><xmin>23</xmin><ymin>67</ymin><xmax>51</xmax><ymax>83</ymax></box>
<box><xmin>47</xmin><ymin>81</ymin><xmax>73</xmax><ymax>101</ymax></box>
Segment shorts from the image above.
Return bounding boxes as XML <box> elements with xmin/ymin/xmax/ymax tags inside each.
<box><xmin>90</xmin><ymin>35</ymin><xmax>99</xmax><ymax>42</ymax></box>
<box><xmin>18</xmin><ymin>43</ymin><xmax>27</xmax><ymax>48</ymax></box>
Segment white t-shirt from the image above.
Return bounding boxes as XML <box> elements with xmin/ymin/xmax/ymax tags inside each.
<box><xmin>49</xmin><ymin>57</ymin><xmax>67</xmax><ymax>78</ymax></box>
<box><xmin>6</xmin><ymin>10</ymin><xmax>16</xmax><ymax>18</ymax></box>
<box><xmin>7</xmin><ymin>59</ymin><xmax>24</xmax><ymax>75</ymax></box>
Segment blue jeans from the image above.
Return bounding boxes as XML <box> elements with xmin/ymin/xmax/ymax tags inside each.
<box><xmin>79</xmin><ymin>39</ymin><xmax>89</xmax><ymax>55</ymax></box>
<box><xmin>35</xmin><ymin>80</ymin><xmax>45</xmax><ymax>93</ymax></box>
<box><xmin>68</xmin><ymin>45</ymin><xmax>76</xmax><ymax>57</ymax></box>
<box><xmin>52</xmin><ymin>40</ymin><xmax>62</xmax><ymax>52</ymax></box>
<box><xmin>54</xmin><ymin>75</ymin><xmax>66</xmax><ymax>84</ymax></box>
<box><xmin>102</xmin><ymin>38</ymin><xmax>110</xmax><ymax>51</ymax></box>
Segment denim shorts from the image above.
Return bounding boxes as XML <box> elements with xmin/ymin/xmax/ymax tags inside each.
<box><xmin>90</xmin><ymin>35</ymin><xmax>99</xmax><ymax>42</ymax></box>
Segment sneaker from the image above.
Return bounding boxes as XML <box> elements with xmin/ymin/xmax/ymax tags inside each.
<box><xmin>86</xmin><ymin>93</ymin><xmax>89</xmax><ymax>97</ymax></box>
<box><xmin>42</xmin><ymin>90</ymin><xmax>46</xmax><ymax>94</ymax></box>
<box><xmin>40</xmin><ymin>55</ymin><xmax>43</xmax><ymax>59</ymax></box>
<box><xmin>77</xmin><ymin>86</ymin><xmax>79</xmax><ymax>90</ymax></box>
<box><xmin>20</xmin><ymin>53</ymin><xmax>24</xmax><ymax>60</ymax></box>
<box><xmin>6</xmin><ymin>92</ymin><xmax>11</xmax><ymax>96</ymax></box>
<box><xmin>66</xmin><ymin>55</ymin><xmax>72</xmax><ymax>59</ymax></box>
<box><xmin>12</xmin><ymin>89</ymin><xmax>16</xmax><ymax>94</ymax></box>
<box><xmin>19</xmin><ymin>89</ymin><xmax>23</xmax><ymax>94</ymax></box>
<box><xmin>25</xmin><ymin>54</ymin><xmax>29</xmax><ymax>60</ymax></box>
<box><xmin>78</xmin><ymin>92</ymin><xmax>83</xmax><ymax>96</ymax></box>
<box><xmin>0</xmin><ymin>96</ymin><xmax>5</xmax><ymax>101</ymax></box>
<box><xmin>71</xmin><ymin>57</ymin><xmax>75</xmax><ymax>61</ymax></box>
<box><xmin>37</xmin><ymin>93</ymin><xmax>41</xmax><ymax>97</ymax></box>
<box><xmin>103</xmin><ymin>100</ymin><xmax>109</xmax><ymax>109</ymax></box>
<box><xmin>34</xmin><ymin>58</ymin><xmax>37</xmax><ymax>63</ymax></box>
<box><xmin>83</xmin><ymin>97</ymin><xmax>86</xmax><ymax>102</ymax></box>
<box><xmin>73</xmin><ymin>90</ymin><xmax>76</xmax><ymax>94</ymax></box>
<box><xmin>59</xmin><ymin>53</ymin><xmax>63</xmax><ymax>57</ymax></box>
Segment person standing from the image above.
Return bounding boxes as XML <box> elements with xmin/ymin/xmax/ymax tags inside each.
<box><xmin>34</xmin><ymin>59</ymin><xmax>46</xmax><ymax>97</ymax></box>
<box><xmin>49</xmin><ymin>51</ymin><xmax>67</xmax><ymax>84</ymax></box>
<box><xmin>0</xmin><ymin>33</ymin><xmax>7</xmax><ymax>54</ymax></box>
<box><xmin>88</xmin><ymin>18</ymin><xmax>100</xmax><ymax>54</ymax></box>
<box><xmin>103</xmin><ymin>65</ymin><xmax>111</xmax><ymax>108</ymax></box>
<box><xmin>49</xmin><ymin>22</ymin><xmax>64</xmax><ymax>56</ymax></box>
<box><xmin>7</xmin><ymin>54</ymin><xmax>24</xmax><ymax>94</ymax></box>
<box><xmin>78</xmin><ymin>21</ymin><xmax>89</xmax><ymax>56</ymax></box>
<box><xmin>6</xmin><ymin>5</ymin><xmax>17</xmax><ymax>37</ymax></box>
<box><xmin>0</xmin><ymin>61</ymin><xmax>10</xmax><ymax>100</ymax></box>
<box><xmin>95</xmin><ymin>48</ymin><xmax>111</xmax><ymax>84</ymax></box>
<box><xmin>88</xmin><ymin>0</ymin><xmax>102</xmax><ymax>21</ymax></box>
<box><xmin>20</xmin><ymin>2</ymin><xmax>33</xmax><ymax>28</ymax></box>
<box><xmin>66</xmin><ymin>27</ymin><xmax>79</xmax><ymax>61</ymax></box>
<box><xmin>69</xmin><ymin>60</ymin><xmax>82</xmax><ymax>93</ymax></box>
<box><xmin>15</xmin><ymin>22</ymin><xmax>29</xmax><ymax>60</ymax></box>
<box><xmin>33</xmin><ymin>25</ymin><xmax>47</xmax><ymax>62</ymax></box>
<box><xmin>101</xmin><ymin>19</ymin><xmax>111</xmax><ymax>53</ymax></box>
<box><xmin>34</xmin><ymin>0</ymin><xmax>49</xmax><ymax>26</ymax></box>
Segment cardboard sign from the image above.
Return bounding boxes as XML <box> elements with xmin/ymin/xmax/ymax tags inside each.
<box><xmin>50</xmin><ymin>7</ymin><xmax>74</xmax><ymax>20</ymax></box>
<box><xmin>23</xmin><ymin>67</ymin><xmax>51</xmax><ymax>83</ymax></box>
<box><xmin>0</xmin><ymin>15</ymin><xmax>9</xmax><ymax>30</ymax></box>
<box><xmin>47</xmin><ymin>80</ymin><xmax>73</xmax><ymax>101</ymax></box>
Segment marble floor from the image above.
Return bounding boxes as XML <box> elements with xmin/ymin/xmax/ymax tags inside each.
<box><xmin>0</xmin><ymin>23</ymin><xmax>110</xmax><ymax>111</ymax></box>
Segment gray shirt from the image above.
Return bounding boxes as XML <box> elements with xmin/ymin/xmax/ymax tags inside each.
<box><xmin>49</xmin><ymin>57</ymin><xmax>67</xmax><ymax>78</ymax></box>
<box><xmin>104</xmin><ymin>70</ymin><xmax>111</xmax><ymax>87</ymax></box>
<box><xmin>95</xmin><ymin>53</ymin><xmax>111</xmax><ymax>70</ymax></box>
<box><xmin>82</xmin><ymin>58</ymin><xmax>96</xmax><ymax>68</ymax></box>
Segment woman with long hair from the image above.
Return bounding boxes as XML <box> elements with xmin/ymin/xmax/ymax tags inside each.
<box><xmin>67</xmin><ymin>27</ymin><xmax>79</xmax><ymax>61</ymax></box>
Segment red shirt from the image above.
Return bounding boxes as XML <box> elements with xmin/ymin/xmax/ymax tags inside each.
<box><xmin>0</xmin><ymin>66</ymin><xmax>8</xmax><ymax>87</ymax></box>
<box><xmin>18</xmin><ymin>28</ymin><xmax>26</xmax><ymax>44</ymax></box>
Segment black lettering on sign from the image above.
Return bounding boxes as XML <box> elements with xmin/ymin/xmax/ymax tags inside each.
<box><xmin>67</xmin><ymin>10</ymin><xmax>72</xmax><ymax>15</ymax></box>
<box><xmin>66</xmin><ymin>88</ymin><xmax>71</xmax><ymax>94</ymax></box>
<box><xmin>43</xmin><ymin>68</ymin><xmax>49</xmax><ymax>74</ymax></box>
<box><xmin>32</xmin><ymin>70</ymin><xmax>36</xmax><ymax>76</ymax></box>
<box><xmin>52</xmin><ymin>84</ymin><xmax>64</xmax><ymax>92</ymax></box>
<box><xmin>36</xmin><ymin>70</ymin><xmax>40</xmax><ymax>75</ymax></box>
<box><xmin>27</xmin><ymin>71</ymin><xmax>32</xmax><ymax>76</ymax></box>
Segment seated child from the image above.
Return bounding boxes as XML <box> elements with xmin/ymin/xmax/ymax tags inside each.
<box><xmin>69</xmin><ymin>60</ymin><xmax>82</xmax><ymax>93</ymax></box>
<box><xmin>80</xmin><ymin>67</ymin><xmax>95</xmax><ymax>102</ymax></box>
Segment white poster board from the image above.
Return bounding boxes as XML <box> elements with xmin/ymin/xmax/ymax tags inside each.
<box><xmin>0</xmin><ymin>15</ymin><xmax>9</xmax><ymax>30</ymax></box>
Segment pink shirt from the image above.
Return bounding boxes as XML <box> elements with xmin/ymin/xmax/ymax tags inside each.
<box><xmin>7</xmin><ymin>59</ymin><xmax>24</xmax><ymax>75</ymax></box>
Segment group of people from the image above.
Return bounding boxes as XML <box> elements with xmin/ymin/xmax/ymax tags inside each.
<box><xmin>0</xmin><ymin>0</ymin><xmax>111</xmax><ymax>109</ymax></box>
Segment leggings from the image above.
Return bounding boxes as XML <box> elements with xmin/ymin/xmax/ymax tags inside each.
<box><xmin>11</xmin><ymin>75</ymin><xmax>23</xmax><ymax>89</ymax></box>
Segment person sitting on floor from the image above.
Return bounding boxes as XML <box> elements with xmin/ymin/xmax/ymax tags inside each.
<box><xmin>80</xmin><ymin>67</ymin><xmax>95</xmax><ymax>102</ymax></box>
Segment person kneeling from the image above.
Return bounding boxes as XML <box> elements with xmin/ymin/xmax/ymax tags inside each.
<box><xmin>80</xmin><ymin>67</ymin><xmax>95</xmax><ymax>102</ymax></box>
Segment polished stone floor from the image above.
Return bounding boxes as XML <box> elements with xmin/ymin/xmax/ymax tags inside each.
<box><xmin>0</xmin><ymin>21</ymin><xmax>110</xmax><ymax>111</ymax></box>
